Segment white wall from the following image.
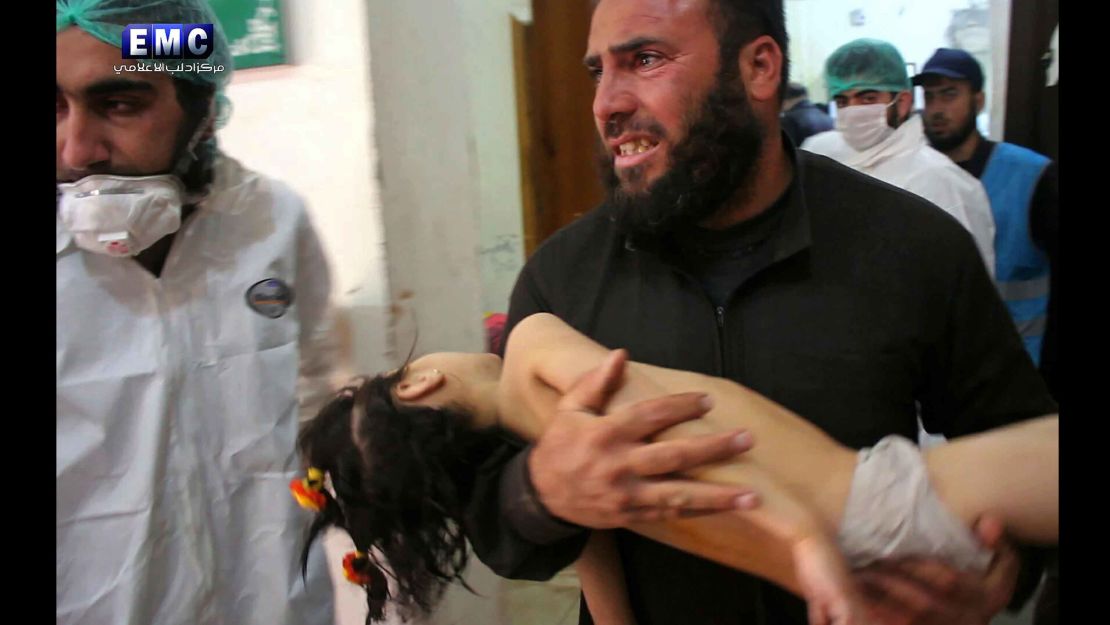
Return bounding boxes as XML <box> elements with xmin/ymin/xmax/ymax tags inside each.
<box><xmin>363</xmin><ymin>0</ymin><xmax>487</xmax><ymax>358</ymax></box>
<box><xmin>219</xmin><ymin>0</ymin><xmax>391</xmax><ymax>374</ymax></box>
<box><xmin>460</xmin><ymin>0</ymin><xmax>530</xmax><ymax>316</ymax></box>
<box><xmin>988</xmin><ymin>0</ymin><xmax>1011</xmax><ymax>139</ymax></box>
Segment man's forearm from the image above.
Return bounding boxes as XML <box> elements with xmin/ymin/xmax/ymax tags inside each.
<box><xmin>463</xmin><ymin>441</ymin><xmax>589</xmax><ymax>581</ymax></box>
<box><xmin>501</xmin><ymin>447</ymin><xmax>588</xmax><ymax>544</ymax></box>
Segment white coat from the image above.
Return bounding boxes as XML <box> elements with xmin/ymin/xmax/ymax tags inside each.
<box><xmin>57</xmin><ymin>155</ymin><xmax>339</xmax><ymax>625</ymax></box>
<box><xmin>802</xmin><ymin>115</ymin><xmax>997</xmax><ymax>278</ymax></box>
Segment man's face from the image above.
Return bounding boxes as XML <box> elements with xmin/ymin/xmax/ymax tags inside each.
<box><xmin>833</xmin><ymin>89</ymin><xmax>899</xmax><ymax>128</ymax></box>
<box><xmin>921</xmin><ymin>76</ymin><xmax>980</xmax><ymax>152</ymax></box>
<box><xmin>586</xmin><ymin>0</ymin><xmax>768</xmax><ymax>242</ymax></box>
<box><xmin>57</xmin><ymin>27</ymin><xmax>187</xmax><ymax>183</ymax></box>
<box><xmin>586</xmin><ymin>0</ymin><xmax>722</xmax><ymax>193</ymax></box>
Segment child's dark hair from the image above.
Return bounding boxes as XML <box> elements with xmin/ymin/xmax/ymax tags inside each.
<box><xmin>295</xmin><ymin>369</ymin><xmax>504</xmax><ymax>623</ymax></box>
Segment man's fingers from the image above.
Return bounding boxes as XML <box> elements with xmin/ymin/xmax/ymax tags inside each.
<box><xmin>625</xmin><ymin>429</ymin><xmax>753</xmax><ymax>476</ymax></box>
<box><xmin>972</xmin><ymin>515</ymin><xmax>1006</xmax><ymax>550</ymax></box>
<box><xmin>623</xmin><ymin>479</ymin><xmax>760</xmax><ymax>519</ymax></box>
<box><xmin>808</xmin><ymin>600</ymin><xmax>830</xmax><ymax>625</ymax></box>
<box><xmin>978</xmin><ymin>523</ymin><xmax>1020</xmax><ymax>613</ymax></box>
<box><xmin>879</xmin><ymin>558</ymin><xmax>983</xmax><ymax>606</ymax></box>
<box><xmin>558</xmin><ymin>349</ymin><xmax>629</xmax><ymax>414</ymax></box>
<box><xmin>856</xmin><ymin>568</ymin><xmax>936</xmax><ymax>618</ymax></box>
<box><xmin>603</xmin><ymin>392</ymin><xmax>716</xmax><ymax>442</ymax></box>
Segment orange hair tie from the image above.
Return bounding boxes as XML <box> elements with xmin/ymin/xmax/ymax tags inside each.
<box><xmin>343</xmin><ymin>550</ymin><xmax>375</xmax><ymax>586</ymax></box>
<box><xmin>289</xmin><ymin>467</ymin><xmax>327</xmax><ymax>512</ymax></box>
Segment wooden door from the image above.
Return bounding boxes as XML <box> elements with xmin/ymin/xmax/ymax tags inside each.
<box><xmin>513</xmin><ymin>0</ymin><xmax>606</xmax><ymax>257</ymax></box>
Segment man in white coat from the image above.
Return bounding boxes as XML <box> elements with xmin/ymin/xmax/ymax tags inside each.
<box><xmin>802</xmin><ymin>38</ymin><xmax>996</xmax><ymax>278</ymax></box>
<box><xmin>56</xmin><ymin>2</ymin><xmax>340</xmax><ymax>624</ymax></box>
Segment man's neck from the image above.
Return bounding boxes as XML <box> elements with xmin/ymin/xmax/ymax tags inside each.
<box><xmin>945</xmin><ymin>129</ymin><xmax>982</xmax><ymax>164</ymax></box>
<box><xmin>699</xmin><ymin>133</ymin><xmax>794</xmax><ymax>230</ymax></box>
<box><xmin>134</xmin><ymin>204</ymin><xmax>197</xmax><ymax>278</ymax></box>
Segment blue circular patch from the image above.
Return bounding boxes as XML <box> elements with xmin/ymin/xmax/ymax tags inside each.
<box><xmin>245</xmin><ymin>278</ymin><xmax>295</xmax><ymax>319</ymax></box>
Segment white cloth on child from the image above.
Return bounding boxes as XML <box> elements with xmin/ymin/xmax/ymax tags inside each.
<box><xmin>837</xmin><ymin>435</ymin><xmax>993</xmax><ymax>572</ymax></box>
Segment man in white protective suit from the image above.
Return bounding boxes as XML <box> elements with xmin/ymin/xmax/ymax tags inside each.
<box><xmin>56</xmin><ymin>2</ymin><xmax>341</xmax><ymax>624</ymax></box>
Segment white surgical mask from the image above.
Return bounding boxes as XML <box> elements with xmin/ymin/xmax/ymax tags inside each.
<box><xmin>836</xmin><ymin>100</ymin><xmax>897</xmax><ymax>151</ymax></box>
<box><xmin>58</xmin><ymin>174</ymin><xmax>185</xmax><ymax>257</ymax></box>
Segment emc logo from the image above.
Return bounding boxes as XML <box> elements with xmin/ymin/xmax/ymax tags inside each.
<box><xmin>121</xmin><ymin>24</ymin><xmax>214</xmax><ymax>60</ymax></box>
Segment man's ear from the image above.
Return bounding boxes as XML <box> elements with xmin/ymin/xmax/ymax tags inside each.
<box><xmin>395</xmin><ymin>368</ymin><xmax>446</xmax><ymax>401</ymax></box>
<box><xmin>897</xmin><ymin>90</ymin><xmax>915</xmax><ymax>122</ymax></box>
<box><xmin>739</xmin><ymin>35</ymin><xmax>785</xmax><ymax>104</ymax></box>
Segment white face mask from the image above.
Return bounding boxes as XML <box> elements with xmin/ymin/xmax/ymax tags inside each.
<box><xmin>836</xmin><ymin>100</ymin><xmax>898</xmax><ymax>152</ymax></box>
<box><xmin>58</xmin><ymin>174</ymin><xmax>185</xmax><ymax>257</ymax></box>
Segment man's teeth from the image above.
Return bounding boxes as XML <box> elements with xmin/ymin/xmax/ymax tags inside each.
<box><xmin>619</xmin><ymin>138</ymin><xmax>655</xmax><ymax>156</ymax></box>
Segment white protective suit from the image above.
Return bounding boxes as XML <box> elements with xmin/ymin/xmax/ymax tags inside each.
<box><xmin>57</xmin><ymin>154</ymin><xmax>339</xmax><ymax>625</ymax></box>
<box><xmin>802</xmin><ymin>115</ymin><xmax>997</xmax><ymax>278</ymax></box>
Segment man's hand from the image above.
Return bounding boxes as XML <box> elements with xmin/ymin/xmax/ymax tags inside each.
<box><xmin>529</xmin><ymin>349</ymin><xmax>759</xmax><ymax>528</ymax></box>
<box><xmin>856</xmin><ymin>516</ymin><xmax>1020</xmax><ymax>625</ymax></box>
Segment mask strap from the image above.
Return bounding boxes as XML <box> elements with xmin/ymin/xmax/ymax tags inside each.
<box><xmin>172</xmin><ymin>95</ymin><xmax>218</xmax><ymax>179</ymax></box>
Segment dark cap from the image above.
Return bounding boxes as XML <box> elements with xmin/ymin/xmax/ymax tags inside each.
<box><xmin>912</xmin><ymin>48</ymin><xmax>984</xmax><ymax>92</ymax></box>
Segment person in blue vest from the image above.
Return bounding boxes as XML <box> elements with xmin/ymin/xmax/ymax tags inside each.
<box><xmin>915</xmin><ymin>47</ymin><xmax>1059</xmax><ymax>625</ymax></box>
<box><xmin>914</xmin><ymin>48</ymin><xmax>1058</xmax><ymax>399</ymax></box>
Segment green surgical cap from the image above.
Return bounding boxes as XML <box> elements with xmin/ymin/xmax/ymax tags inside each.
<box><xmin>824</xmin><ymin>38</ymin><xmax>911</xmax><ymax>98</ymax></box>
<box><xmin>57</xmin><ymin>0</ymin><xmax>233</xmax><ymax>126</ymax></box>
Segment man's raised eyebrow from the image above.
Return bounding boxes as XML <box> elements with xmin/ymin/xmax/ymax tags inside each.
<box><xmin>583</xmin><ymin>36</ymin><xmax>665</xmax><ymax>67</ymax></box>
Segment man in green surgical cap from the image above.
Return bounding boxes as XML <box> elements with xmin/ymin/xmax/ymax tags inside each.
<box><xmin>56</xmin><ymin>2</ymin><xmax>340</xmax><ymax>624</ymax></box>
<box><xmin>802</xmin><ymin>38</ymin><xmax>997</xmax><ymax>279</ymax></box>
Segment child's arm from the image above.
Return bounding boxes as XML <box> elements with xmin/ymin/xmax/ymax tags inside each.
<box><xmin>505</xmin><ymin>312</ymin><xmax>1061</xmax><ymax>546</ymax></box>
<box><xmin>501</xmin><ymin>312</ymin><xmax>851</xmax><ymax>596</ymax></box>
<box><xmin>924</xmin><ymin>415</ymin><xmax>1058</xmax><ymax>544</ymax></box>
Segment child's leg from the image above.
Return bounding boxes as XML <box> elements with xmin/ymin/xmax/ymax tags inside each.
<box><xmin>575</xmin><ymin>531</ymin><xmax>638</xmax><ymax>625</ymax></box>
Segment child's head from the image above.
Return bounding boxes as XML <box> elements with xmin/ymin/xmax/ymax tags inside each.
<box><xmin>294</xmin><ymin>366</ymin><xmax>506</xmax><ymax>623</ymax></box>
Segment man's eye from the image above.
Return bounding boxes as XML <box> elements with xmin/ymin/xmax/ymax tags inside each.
<box><xmin>589</xmin><ymin>67</ymin><xmax>603</xmax><ymax>83</ymax></box>
<box><xmin>100</xmin><ymin>99</ymin><xmax>141</xmax><ymax>115</ymax></box>
<box><xmin>636</xmin><ymin>53</ymin><xmax>661</xmax><ymax>68</ymax></box>
<box><xmin>106</xmin><ymin>100</ymin><xmax>134</xmax><ymax>111</ymax></box>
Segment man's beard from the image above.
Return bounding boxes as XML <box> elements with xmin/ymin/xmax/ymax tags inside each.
<box><xmin>598</xmin><ymin>72</ymin><xmax>766</xmax><ymax>247</ymax></box>
<box><xmin>925</xmin><ymin>101</ymin><xmax>978</xmax><ymax>153</ymax></box>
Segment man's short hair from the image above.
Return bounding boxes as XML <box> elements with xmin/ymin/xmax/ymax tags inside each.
<box><xmin>785</xmin><ymin>82</ymin><xmax>807</xmax><ymax>100</ymax></box>
<box><xmin>589</xmin><ymin>0</ymin><xmax>790</xmax><ymax>100</ymax></box>
<box><xmin>708</xmin><ymin>0</ymin><xmax>789</xmax><ymax>100</ymax></box>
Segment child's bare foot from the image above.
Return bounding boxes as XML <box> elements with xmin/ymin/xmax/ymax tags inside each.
<box><xmin>793</xmin><ymin>536</ymin><xmax>874</xmax><ymax>625</ymax></box>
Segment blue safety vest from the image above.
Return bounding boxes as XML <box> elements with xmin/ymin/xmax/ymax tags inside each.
<box><xmin>981</xmin><ymin>142</ymin><xmax>1051</xmax><ymax>365</ymax></box>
